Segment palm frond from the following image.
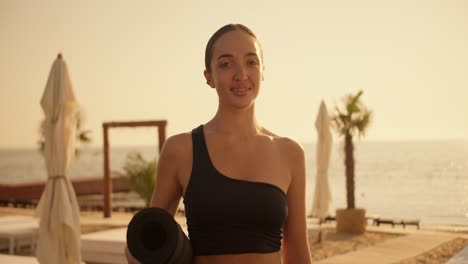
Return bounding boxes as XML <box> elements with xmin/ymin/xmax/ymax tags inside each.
<box><xmin>356</xmin><ymin>110</ymin><xmax>372</xmax><ymax>138</ymax></box>
<box><xmin>331</xmin><ymin>90</ymin><xmax>372</xmax><ymax>138</ymax></box>
<box><xmin>79</xmin><ymin>130</ymin><xmax>93</xmax><ymax>142</ymax></box>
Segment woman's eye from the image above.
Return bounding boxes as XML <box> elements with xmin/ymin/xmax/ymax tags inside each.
<box><xmin>248</xmin><ymin>60</ymin><xmax>259</xmax><ymax>66</ymax></box>
<box><xmin>219</xmin><ymin>62</ymin><xmax>230</xmax><ymax>68</ymax></box>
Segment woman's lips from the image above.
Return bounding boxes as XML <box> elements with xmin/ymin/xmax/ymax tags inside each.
<box><xmin>231</xmin><ymin>87</ymin><xmax>251</xmax><ymax>96</ymax></box>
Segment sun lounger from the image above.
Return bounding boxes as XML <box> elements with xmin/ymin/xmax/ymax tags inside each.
<box><xmin>81</xmin><ymin>223</ymin><xmax>190</xmax><ymax>264</ymax></box>
<box><xmin>401</xmin><ymin>219</ymin><xmax>420</xmax><ymax>229</ymax></box>
<box><xmin>0</xmin><ymin>253</ymin><xmax>39</xmax><ymax>264</ymax></box>
<box><xmin>323</xmin><ymin>214</ymin><xmax>380</xmax><ymax>227</ymax></box>
<box><xmin>0</xmin><ymin>253</ymin><xmax>86</xmax><ymax>264</ymax></box>
<box><xmin>323</xmin><ymin>215</ymin><xmax>335</xmax><ymax>223</ymax></box>
<box><xmin>374</xmin><ymin>218</ymin><xmax>399</xmax><ymax>227</ymax></box>
<box><xmin>81</xmin><ymin>227</ymin><xmax>127</xmax><ymax>264</ymax></box>
<box><xmin>373</xmin><ymin>217</ymin><xmax>420</xmax><ymax>229</ymax></box>
<box><xmin>366</xmin><ymin>214</ymin><xmax>380</xmax><ymax>225</ymax></box>
<box><xmin>0</xmin><ymin>216</ymin><xmax>38</xmax><ymax>254</ymax></box>
<box><xmin>0</xmin><ymin>216</ymin><xmax>37</xmax><ymax>224</ymax></box>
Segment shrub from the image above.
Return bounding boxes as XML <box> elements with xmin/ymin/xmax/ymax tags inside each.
<box><xmin>123</xmin><ymin>152</ymin><xmax>156</xmax><ymax>206</ymax></box>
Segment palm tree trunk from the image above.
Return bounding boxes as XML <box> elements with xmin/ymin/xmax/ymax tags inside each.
<box><xmin>345</xmin><ymin>132</ymin><xmax>355</xmax><ymax>209</ymax></box>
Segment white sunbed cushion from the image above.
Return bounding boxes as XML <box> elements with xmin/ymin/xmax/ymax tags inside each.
<box><xmin>80</xmin><ymin>224</ymin><xmax>188</xmax><ymax>264</ymax></box>
<box><xmin>81</xmin><ymin>227</ymin><xmax>127</xmax><ymax>264</ymax></box>
<box><xmin>0</xmin><ymin>253</ymin><xmax>86</xmax><ymax>264</ymax></box>
<box><xmin>0</xmin><ymin>254</ymin><xmax>39</xmax><ymax>264</ymax></box>
<box><xmin>0</xmin><ymin>216</ymin><xmax>37</xmax><ymax>224</ymax></box>
<box><xmin>0</xmin><ymin>221</ymin><xmax>38</xmax><ymax>254</ymax></box>
<box><xmin>81</xmin><ymin>227</ymin><xmax>126</xmax><ymax>254</ymax></box>
<box><xmin>0</xmin><ymin>222</ymin><xmax>38</xmax><ymax>234</ymax></box>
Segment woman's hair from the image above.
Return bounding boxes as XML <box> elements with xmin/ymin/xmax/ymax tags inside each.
<box><xmin>204</xmin><ymin>24</ymin><xmax>263</xmax><ymax>72</ymax></box>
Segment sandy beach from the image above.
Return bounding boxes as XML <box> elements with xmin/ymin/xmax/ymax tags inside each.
<box><xmin>1</xmin><ymin>206</ymin><xmax>468</xmax><ymax>263</ymax></box>
<box><xmin>311</xmin><ymin>227</ymin><xmax>468</xmax><ymax>263</ymax></box>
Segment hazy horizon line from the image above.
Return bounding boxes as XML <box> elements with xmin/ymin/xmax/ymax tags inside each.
<box><xmin>2</xmin><ymin>138</ymin><xmax>467</xmax><ymax>151</ymax></box>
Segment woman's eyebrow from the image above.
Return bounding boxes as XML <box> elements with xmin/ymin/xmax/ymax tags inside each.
<box><xmin>217</xmin><ymin>54</ymin><xmax>233</xmax><ymax>60</ymax></box>
<box><xmin>217</xmin><ymin>52</ymin><xmax>259</xmax><ymax>60</ymax></box>
<box><xmin>245</xmin><ymin>52</ymin><xmax>259</xmax><ymax>58</ymax></box>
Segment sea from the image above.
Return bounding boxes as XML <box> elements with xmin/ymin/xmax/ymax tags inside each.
<box><xmin>1</xmin><ymin>140</ymin><xmax>467</xmax><ymax>227</ymax></box>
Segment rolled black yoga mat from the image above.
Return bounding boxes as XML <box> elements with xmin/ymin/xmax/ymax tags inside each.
<box><xmin>126</xmin><ymin>207</ymin><xmax>193</xmax><ymax>264</ymax></box>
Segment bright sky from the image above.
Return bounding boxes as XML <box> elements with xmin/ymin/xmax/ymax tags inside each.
<box><xmin>1</xmin><ymin>0</ymin><xmax>467</xmax><ymax>148</ymax></box>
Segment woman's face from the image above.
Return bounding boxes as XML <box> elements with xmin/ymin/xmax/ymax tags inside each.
<box><xmin>204</xmin><ymin>30</ymin><xmax>264</xmax><ymax>110</ymax></box>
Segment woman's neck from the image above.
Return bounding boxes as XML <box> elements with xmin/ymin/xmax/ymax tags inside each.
<box><xmin>207</xmin><ymin>104</ymin><xmax>261</xmax><ymax>137</ymax></box>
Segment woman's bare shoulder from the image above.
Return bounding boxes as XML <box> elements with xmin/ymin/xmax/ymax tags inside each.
<box><xmin>160</xmin><ymin>132</ymin><xmax>192</xmax><ymax>159</ymax></box>
<box><xmin>261</xmin><ymin>127</ymin><xmax>304</xmax><ymax>157</ymax></box>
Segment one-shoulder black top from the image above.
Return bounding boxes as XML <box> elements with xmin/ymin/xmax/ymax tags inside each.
<box><xmin>183</xmin><ymin>125</ymin><xmax>288</xmax><ymax>256</ymax></box>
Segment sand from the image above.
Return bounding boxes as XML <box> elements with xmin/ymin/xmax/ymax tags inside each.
<box><xmin>309</xmin><ymin>227</ymin><xmax>403</xmax><ymax>261</ymax></box>
<box><xmin>397</xmin><ymin>237</ymin><xmax>468</xmax><ymax>264</ymax></box>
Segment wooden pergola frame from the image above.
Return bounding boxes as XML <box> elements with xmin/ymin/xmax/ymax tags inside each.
<box><xmin>102</xmin><ymin>120</ymin><xmax>167</xmax><ymax>218</ymax></box>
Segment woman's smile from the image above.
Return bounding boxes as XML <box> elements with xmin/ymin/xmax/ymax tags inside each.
<box><xmin>231</xmin><ymin>86</ymin><xmax>251</xmax><ymax>96</ymax></box>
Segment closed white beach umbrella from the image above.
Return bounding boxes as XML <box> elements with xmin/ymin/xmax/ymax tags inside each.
<box><xmin>311</xmin><ymin>100</ymin><xmax>333</xmax><ymax>219</ymax></box>
<box><xmin>36</xmin><ymin>53</ymin><xmax>81</xmax><ymax>264</ymax></box>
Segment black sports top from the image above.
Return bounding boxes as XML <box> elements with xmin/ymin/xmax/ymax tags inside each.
<box><xmin>183</xmin><ymin>125</ymin><xmax>288</xmax><ymax>256</ymax></box>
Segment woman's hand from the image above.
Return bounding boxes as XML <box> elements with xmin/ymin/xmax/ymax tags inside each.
<box><xmin>125</xmin><ymin>246</ymin><xmax>141</xmax><ymax>264</ymax></box>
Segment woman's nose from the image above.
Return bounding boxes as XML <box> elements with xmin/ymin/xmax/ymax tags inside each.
<box><xmin>233</xmin><ymin>65</ymin><xmax>248</xmax><ymax>81</ymax></box>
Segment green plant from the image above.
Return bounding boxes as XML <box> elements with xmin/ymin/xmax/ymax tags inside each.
<box><xmin>332</xmin><ymin>90</ymin><xmax>372</xmax><ymax>209</ymax></box>
<box><xmin>123</xmin><ymin>152</ymin><xmax>156</xmax><ymax>206</ymax></box>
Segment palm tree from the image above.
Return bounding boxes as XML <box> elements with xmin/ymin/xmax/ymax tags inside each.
<box><xmin>38</xmin><ymin>107</ymin><xmax>92</xmax><ymax>156</ymax></box>
<box><xmin>332</xmin><ymin>90</ymin><xmax>372</xmax><ymax>209</ymax></box>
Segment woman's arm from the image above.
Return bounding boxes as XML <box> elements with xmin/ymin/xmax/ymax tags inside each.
<box><xmin>282</xmin><ymin>140</ymin><xmax>312</xmax><ymax>264</ymax></box>
<box><xmin>149</xmin><ymin>134</ymin><xmax>189</xmax><ymax>215</ymax></box>
<box><xmin>126</xmin><ymin>134</ymin><xmax>189</xmax><ymax>264</ymax></box>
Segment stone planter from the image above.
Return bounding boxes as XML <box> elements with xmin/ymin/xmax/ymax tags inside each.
<box><xmin>336</xmin><ymin>208</ymin><xmax>366</xmax><ymax>234</ymax></box>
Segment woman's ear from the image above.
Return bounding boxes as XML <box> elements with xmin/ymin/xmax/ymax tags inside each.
<box><xmin>204</xmin><ymin>70</ymin><xmax>214</xmax><ymax>88</ymax></box>
<box><xmin>262</xmin><ymin>65</ymin><xmax>265</xmax><ymax>81</ymax></box>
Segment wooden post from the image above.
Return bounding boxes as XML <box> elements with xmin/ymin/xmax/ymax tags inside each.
<box><xmin>103</xmin><ymin>124</ymin><xmax>112</xmax><ymax>218</ymax></box>
<box><xmin>158</xmin><ymin>123</ymin><xmax>166</xmax><ymax>152</ymax></box>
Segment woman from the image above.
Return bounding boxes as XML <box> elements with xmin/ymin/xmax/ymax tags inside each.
<box><xmin>127</xmin><ymin>24</ymin><xmax>312</xmax><ymax>264</ymax></box>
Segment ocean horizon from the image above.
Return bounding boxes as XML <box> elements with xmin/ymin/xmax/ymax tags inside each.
<box><xmin>1</xmin><ymin>140</ymin><xmax>467</xmax><ymax>227</ymax></box>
